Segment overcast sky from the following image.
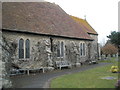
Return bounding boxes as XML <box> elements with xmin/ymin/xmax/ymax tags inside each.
<box><xmin>46</xmin><ymin>0</ymin><xmax>119</xmax><ymax>45</ymax></box>
<box><xmin>1</xmin><ymin>0</ymin><xmax>119</xmax><ymax>45</ymax></box>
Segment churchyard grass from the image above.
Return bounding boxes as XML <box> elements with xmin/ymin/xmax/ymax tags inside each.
<box><xmin>50</xmin><ymin>57</ymin><xmax>119</xmax><ymax>88</ymax></box>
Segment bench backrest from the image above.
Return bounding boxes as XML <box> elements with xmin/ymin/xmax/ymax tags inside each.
<box><xmin>55</xmin><ymin>61</ymin><xmax>70</xmax><ymax>67</ymax></box>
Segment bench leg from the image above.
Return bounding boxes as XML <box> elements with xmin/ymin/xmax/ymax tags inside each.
<box><xmin>43</xmin><ymin>68</ymin><xmax>45</xmax><ymax>73</ymax></box>
<box><xmin>60</xmin><ymin>66</ymin><xmax>61</xmax><ymax>70</ymax></box>
<box><xmin>27</xmin><ymin>70</ymin><xmax>29</xmax><ymax>75</ymax></box>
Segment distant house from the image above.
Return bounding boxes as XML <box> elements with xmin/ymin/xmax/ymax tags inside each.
<box><xmin>2</xmin><ymin>2</ymin><xmax>98</xmax><ymax>69</ymax></box>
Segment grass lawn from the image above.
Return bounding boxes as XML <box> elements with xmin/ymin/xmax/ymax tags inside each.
<box><xmin>50</xmin><ymin>57</ymin><xmax>119</xmax><ymax>88</ymax></box>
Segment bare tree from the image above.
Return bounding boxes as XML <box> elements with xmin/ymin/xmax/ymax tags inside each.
<box><xmin>101</xmin><ymin>43</ymin><xmax>118</xmax><ymax>57</ymax></box>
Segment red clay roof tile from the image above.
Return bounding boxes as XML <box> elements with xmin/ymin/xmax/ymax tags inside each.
<box><xmin>70</xmin><ymin>16</ymin><xmax>98</xmax><ymax>35</ymax></box>
<box><xmin>2</xmin><ymin>2</ymin><xmax>92</xmax><ymax>40</ymax></box>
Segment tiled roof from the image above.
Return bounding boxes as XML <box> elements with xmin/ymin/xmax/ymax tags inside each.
<box><xmin>70</xmin><ymin>16</ymin><xmax>98</xmax><ymax>35</ymax></box>
<box><xmin>2</xmin><ymin>2</ymin><xmax>92</xmax><ymax>40</ymax></box>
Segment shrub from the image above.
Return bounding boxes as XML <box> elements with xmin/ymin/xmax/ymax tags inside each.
<box><xmin>110</xmin><ymin>66</ymin><xmax>119</xmax><ymax>73</ymax></box>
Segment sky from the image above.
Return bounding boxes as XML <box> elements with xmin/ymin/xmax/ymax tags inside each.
<box><xmin>45</xmin><ymin>0</ymin><xmax>119</xmax><ymax>45</ymax></box>
<box><xmin>1</xmin><ymin>0</ymin><xmax>119</xmax><ymax>45</ymax></box>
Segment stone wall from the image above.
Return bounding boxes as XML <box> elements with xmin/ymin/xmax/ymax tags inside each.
<box><xmin>0</xmin><ymin>30</ymin><xmax>2</xmax><ymax>89</ymax></box>
<box><xmin>1</xmin><ymin>31</ymin><xmax>13</xmax><ymax>88</ymax></box>
<box><xmin>2</xmin><ymin>31</ymin><xmax>94</xmax><ymax>69</ymax></box>
<box><xmin>89</xmin><ymin>34</ymin><xmax>98</xmax><ymax>60</ymax></box>
<box><xmin>0</xmin><ymin>1</ymin><xmax>2</xmax><ymax>89</ymax></box>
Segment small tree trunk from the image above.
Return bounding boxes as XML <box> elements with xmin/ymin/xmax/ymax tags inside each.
<box><xmin>105</xmin><ymin>54</ymin><xmax>108</xmax><ymax>57</ymax></box>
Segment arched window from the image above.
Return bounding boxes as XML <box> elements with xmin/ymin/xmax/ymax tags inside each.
<box><xmin>83</xmin><ymin>43</ymin><xmax>85</xmax><ymax>56</ymax></box>
<box><xmin>80</xmin><ymin>43</ymin><xmax>86</xmax><ymax>56</ymax></box>
<box><xmin>50</xmin><ymin>37</ymin><xmax>53</xmax><ymax>52</ymax></box>
<box><xmin>19</xmin><ymin>38</ymin><xmax>24</xmax><ymax>59</ymax></box>
<box><xmin>80</xmin><ymin>43</ymin><xmax>83</xmax><ymax>56</ymax></box>
<box><xmin>57</xmin><ymin>41</ymin><xmax>60</xmax><ymax>57</ymax></box>
<box><xmin>25</xmin><ymin>39</ymin><xmax>30</xmax><ymax>58</ymax></box>
<box><xmin>61</xmin><ymin>42</ymin><xmax>64</xmax><ymax>57</ymax></box>
<box><xmin>57</xmin><ymin>41</ymin><xmax>64</xmax><ymax>58</ymax></box>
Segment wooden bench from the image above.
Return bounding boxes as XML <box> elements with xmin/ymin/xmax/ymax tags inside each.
<box><xmin>9</xmin><ymin>69</ymin><xmax>25</xmax><ymax>76</ymax></box>
<box><xmin>88</xmin><ymin>60</ymin><xmax>98</xmax><ymax>65</ymax></box>
<box><xmin>55</xmin><ymin>61</ymin><xmax>72</xmax><ymax>70</ymax></box>
<box><xmin>10</xmin><ymin>67</ymin><xmax>45</xmax><ymax>76</ymax></box>
<box><xmin>21</xmin><ymin>67</ymin><xmax>45</xmax><ymax>75</ymax></box>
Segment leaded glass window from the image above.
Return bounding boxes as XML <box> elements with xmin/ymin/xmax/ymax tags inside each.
<box><xmin>61</xmin><ymin>42</ymin><xmax>64</xmax><ymax>57</ymax></box>
<box><xmin>80</xmin><ymin>43</ymin><xmax>82</xmax><ymax>56</ymax></box>
<box><xmin>19</xmin><ymin>38</ymin><xmax>24</xmax><ymax>59</ymax></box>
<box><xmin>57</xmin><ymin>42</ymin><xmax>60</xmax><ymax>57</ymax></box>
<box><xmin>83</xmin><ymin>43</ymin><xmax>85</xmax><ymax>56</ymax></box>
<box><xmin>25</xmin><ymin>39</ymin><xmax>30</xmax><ymax>58</ymax></box>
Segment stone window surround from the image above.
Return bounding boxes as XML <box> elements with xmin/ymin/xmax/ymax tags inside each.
<box><xmin>57</xmin><ymin>41</ymin><xmax>65</xmax><ymax>58</ymax></box>
<box><xmin>25</xmin><ymin>39</ymin><xmax>30</xmax><ymax>58</ymax></box>
<box><xmin>18</xmin><ymin>38</ymin><xmax>30</xmax><ymax>60</ymax></box>
<box><xmin>79</xmin><ymin>42</ymin><xmax>86</xmax><ymax>57</ymax></box>
<box><xmin>19</xmin><ymin>38</ymin><xmax>24</xmax><ymax>59</ymax></box>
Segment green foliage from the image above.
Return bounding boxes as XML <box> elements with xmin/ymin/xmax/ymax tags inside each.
<box><xmin>107</xmin><ymin>31</ymin><xmax>120</xmax><ymax>46</ymax></box>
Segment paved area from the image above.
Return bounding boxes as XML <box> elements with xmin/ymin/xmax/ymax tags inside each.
<box><xmin>10</xmin><ymin>63</ymin><xmax>111</xmax><ymax>88</ymax></box>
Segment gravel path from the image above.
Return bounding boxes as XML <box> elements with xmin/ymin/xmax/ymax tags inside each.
<box><xmin>10</xmin><ymin>63</ymin><xmax>111</xmax><ymax>88</ymax></box>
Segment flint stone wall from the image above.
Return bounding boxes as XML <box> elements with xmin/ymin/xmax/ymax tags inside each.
<box><xmin>2</xmin><ymin>31</ymin><xmax>97</xmax><ymax>69</ymax></box>
<box><xmin>89</xmin><ymin>34</ymin><xmax>98</xmax><ymax>60</ymax></box>
<box><xmin>1</xmin><ymin>31</ymin><xmax>12</xmax><ymax>88</ymax></box>
<box><xmin>0</xmin><ymin>31</ymin><xmax>2</xmax><ymax>88</ymax></box>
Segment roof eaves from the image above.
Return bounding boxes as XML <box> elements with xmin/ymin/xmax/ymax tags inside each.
<box><xmin>88</xmin><ymin>32</ymin><xmax>98</xmax><ymax>35</ymax></box>
<box><xmin>2</xmin><ymin>28</ymin><xmax>94</xmax><ymax>41</ymax></box>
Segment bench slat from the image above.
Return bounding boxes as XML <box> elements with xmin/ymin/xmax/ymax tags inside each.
<box><xmin>55</xmin><ymin>61</ymin><xmax>72</xmax><ymax>70</ymax></box>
